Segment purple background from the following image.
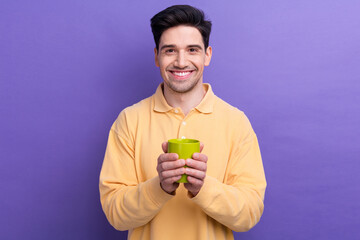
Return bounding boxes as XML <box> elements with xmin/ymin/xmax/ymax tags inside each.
<box><xmin>1</xmin><ymin>0</ymin><xmax>360</xmax><ymax>239</ymax></box>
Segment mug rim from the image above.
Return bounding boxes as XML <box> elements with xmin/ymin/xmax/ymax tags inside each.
<box><xmin>168</xmin><ymin>139</ymin><xmax>199</xmax><ymax>144</ymax></box>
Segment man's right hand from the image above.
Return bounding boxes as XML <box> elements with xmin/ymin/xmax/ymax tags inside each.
<box><xmin>156</xmin><ymin>141</ymin><xmax>186</xmax><ymax>195</ymax></box>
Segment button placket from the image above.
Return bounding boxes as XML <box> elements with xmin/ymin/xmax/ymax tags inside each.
<box><xmin>178</xmin><ymin>118</ymin><xmax>185</xmax><ymax>139</ymax></box>
<box><xmin>178</xmin><ymin>114</ymin><xmax>191</xmax><ymax>140</ymax></box>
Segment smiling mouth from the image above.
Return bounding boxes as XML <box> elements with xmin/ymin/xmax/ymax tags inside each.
<box><xmin>169</xmin><ymin>70</ymin><xmax>195</xmax><ymax>79</ymax></box>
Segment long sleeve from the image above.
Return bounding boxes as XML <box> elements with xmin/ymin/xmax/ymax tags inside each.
<box><xmin>191</xmin><ymin>114</ymin><xmax>267</xmax><ymax>232</ymax></box>
<box><xmin>99</xmin><ymin>85</ymin><xmax>267</xmax><ymax>239</ymax></box>
<box><xmin>99</xmin><ymin>112</ymin><xmax>173</xmax><ymax>231</ymax></box>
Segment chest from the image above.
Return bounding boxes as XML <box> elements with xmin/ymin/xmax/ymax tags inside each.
<box><xmin>133</xmin><ymin>111</ymin><xmax>233</xmax><ymax>183</ymax></box>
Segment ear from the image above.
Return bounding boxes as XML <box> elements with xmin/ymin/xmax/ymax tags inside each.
<box><xmin>204</xmin><ymin>46</ymin><xmax>212</xmax><ymax>66</ymax></box>
<box><xmin>154</xmin><ymin>48</ymin><xmax>159</xmax><ymax>67</ymax></box>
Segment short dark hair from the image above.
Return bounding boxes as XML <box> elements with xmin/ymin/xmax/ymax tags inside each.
<box><xmin>150</xmin><ymin>5</ymin><xmax>212</xmax><ymax>51</ymax></box>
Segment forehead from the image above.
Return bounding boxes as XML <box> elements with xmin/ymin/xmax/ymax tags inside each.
<box><xmin>159</xmin><ymin>25</ymin><xmax>204</xmax><ymax>48</ymax></box>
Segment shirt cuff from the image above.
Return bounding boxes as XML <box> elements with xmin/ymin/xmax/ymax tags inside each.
<box><xmin>190</xmin><ymin>175</ymin><xmax>222</xmax><ymax>209</ymax></box>
<box><xmin>143</xmin><ymin>176</ymin><xmax>174</xmax><ymax>208</ymax></box>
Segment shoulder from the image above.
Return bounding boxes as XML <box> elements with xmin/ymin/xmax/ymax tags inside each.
<box><xmin>112</xmin><ymin>95</ymin><xmax>154</xmax><ymax>133</ymax></box>
<box><xmin>122</xmin><ymin>96</ymin><xmax>153</xmax><ymax>117</ymax></box>
<box><xmin>212</xmin><ymin>95</ymin><xmax>255</xmax><ymax>141</ymax></box>
<box><xmin>213</xmin><ymin>95</ymin><xmax>249</xmax><ymax>124</ymax></box>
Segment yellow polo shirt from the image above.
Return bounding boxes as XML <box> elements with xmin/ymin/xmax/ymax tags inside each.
<box><xmin>99</xmin><ymin>83</ymin><xmax>266</xmax><ymax>240</ymax></box>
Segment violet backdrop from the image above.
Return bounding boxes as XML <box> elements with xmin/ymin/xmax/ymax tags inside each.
<box><xmin>1</xmin><ymin>0</ymin><xmax>359</xmax><ymax>239</ymax></box>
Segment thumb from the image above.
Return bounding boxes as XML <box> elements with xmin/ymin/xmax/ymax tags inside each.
<box><xmin>200</xmin><ymin>142</ymin><xmax>204</xmax><ymax>152</ymax></box>
<box><xmin>162</xmin><ymin>141</ymin><xmax>168</xmax><ymax>153</ymax></box>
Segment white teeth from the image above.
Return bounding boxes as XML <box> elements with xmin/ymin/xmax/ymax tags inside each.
<box><xmin>173</xmin><ymin>71</ymin><xmax>191</xmax><ymax>77</ymax></box>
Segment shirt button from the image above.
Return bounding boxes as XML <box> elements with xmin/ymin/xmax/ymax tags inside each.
<box><xmin>181</xmin><ymin>136</ymin><xmax>186</xmax><ymax>139</ymax></box>
<box><xmin>182</xmin><ymin>121</ymin><xmax>186</xmax><ymax>126</ymax></box>
<box><xmin>174</xmin><ymin>109</ymin><xmax>179</xmax><ymax>113</ymax></box>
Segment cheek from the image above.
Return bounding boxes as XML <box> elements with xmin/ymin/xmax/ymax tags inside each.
<box><xmin>157</xmin><ymin>62</ymin><xmax>166</xmax><ymax>71</ymax></box>
<box><xmin>193</xmin><ymin>56</ymin><xmax>207</xmax><ymax>68</ymax></box>
<box><xmin>195</xmin><ymin>61</ymin><xmax>206</xmax><ymax>71</ymax></box>
<box><xmin>159</xmin><ymin>59</ymin><xmax>171</xmax><ymax>70</ymax></box>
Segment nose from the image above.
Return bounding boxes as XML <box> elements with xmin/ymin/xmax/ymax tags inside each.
<box><xmin>174</xmin><ymin>50</ymin><xmax>187</xmax><ymax>68</ymax></box>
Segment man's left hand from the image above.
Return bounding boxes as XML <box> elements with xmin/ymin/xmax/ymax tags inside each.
<box><xmin>184</xmin><ymin>143</ymin><xmax>207</xmax><ymax>197</ymax></box>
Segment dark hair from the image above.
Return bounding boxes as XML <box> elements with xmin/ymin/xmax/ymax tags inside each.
<box><xmin>150</xmin><ymin>5</ymin><xmax>212</xmax><ymax>51</ymax></box>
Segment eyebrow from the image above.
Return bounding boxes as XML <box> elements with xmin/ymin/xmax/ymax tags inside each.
<box><xmin>160</xmin><ymin>44</ymin><xmax>203</xmax><ymax>51</ymax></box>
<box><xmin>160</xmin><ymin>45</ymin><xmax>176</xmax><ymax>51</ymax></box>
<box><xmin>187</xmin><ymin>44</ymin><xmax>203</xmax><ymax>50</ymax></box>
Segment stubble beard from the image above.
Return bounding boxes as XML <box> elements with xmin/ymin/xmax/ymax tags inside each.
<box><xmin>166</xmin><ymin>79</ymin><xmax>200</xmax><ymax>93</ymax></box>
<box><xmin>165</xmin><ymin>71</ymin><xmax>201</xmax><ymax>94</ymax></box>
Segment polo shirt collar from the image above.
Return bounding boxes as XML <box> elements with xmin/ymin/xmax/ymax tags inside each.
<box><xmin>195</xmin><ymin>83</ymin><xmax>215</xmax><ymax>113</ymax></box>
<box><xmin>153</xmin><ymin>83</ymin><xmax>215</xmax><ymax>113</ymax></box>
<box><xmin>153</xmin><ymin>83</ymin><xmax>173</xmax><ymax>112</ymax></box>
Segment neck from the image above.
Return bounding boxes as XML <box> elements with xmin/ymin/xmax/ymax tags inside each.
<box><xmin>163</xmin><ymin>81</ymin><xmax>206</xmax><ymax>116</ymax></box>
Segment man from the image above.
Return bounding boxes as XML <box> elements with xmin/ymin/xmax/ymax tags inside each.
<box><xmin>99</xmin><ymin>5</ymin><xmax>266</xmax><ymax>240</ymax></box>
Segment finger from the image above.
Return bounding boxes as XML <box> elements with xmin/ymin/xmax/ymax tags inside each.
<box><xmin>186</xmin><ymin>159</ymin><xmax>207</xmax><ymax>171</ymax></box>
<box><xmin>158</xmin><ymin>153</ymin><xmax>179</xmax><ymax>164</ymax></box>
<box><xmin>162</xmin><ymin>175</ymin><xmax>182</xmax><ymax>185</ymax></box>
<box><xmin>160</xmin><ymin>167</ymin><xmax>186</xmax><ymax>179</ymax></box>
<box><xmin>162</xmin><ymin>141</ymin><xmax>168</xmax><ymax>153</ymax></box>
<box><xmin>200</xmin><ymin>142</ymin><xmax>204</xmax><ymax>152</ymax></box>
<box><xmin>191</xmin><ymin>153</ymin><xmax>208</xmax><ymax>163</ymax></box>
<box><xmin>184</xmin><ymin>176</ymin><xmax>204</xmax><ymax>193</ymax></box>
<box><xmin>186</xmin><ymin>176</ymin><xmax>204</xmax><ymax>186</ymax></box>
<box><xmin>185</xmin><ymin>167</ymin><xmax>206</xmax><ymax>180</ymax></box>
<box><xmin>160</xmin><ymin>159</ymin><xmax>185</xmax><ymax>171</ymax></box>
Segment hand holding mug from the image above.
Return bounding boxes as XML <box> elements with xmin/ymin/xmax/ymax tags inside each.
<box><xmin>157</xmin><ymin>142</ymin><xmax>186</xmax><ymax>194</ymax></box>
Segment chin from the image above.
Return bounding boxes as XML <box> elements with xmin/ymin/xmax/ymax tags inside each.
<box><xmin>167</xmin><ymin>80</ymin><xmax>200</xmax><ymax>94</ymax></box>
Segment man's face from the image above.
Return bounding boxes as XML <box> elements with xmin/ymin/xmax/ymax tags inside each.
<box><xmin>155</xmin><ymin>25</ymin><xmax>212</xmax><ymax>94</ymax></box>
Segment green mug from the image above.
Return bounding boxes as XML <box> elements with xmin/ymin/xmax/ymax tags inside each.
<box><xmin>167</xmin><ymin>139</ymin><xmax>200</xmax><ymax>183</ymax></box>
